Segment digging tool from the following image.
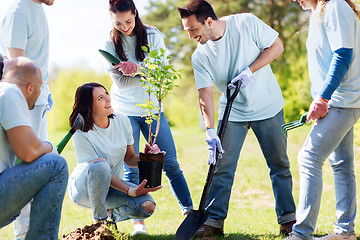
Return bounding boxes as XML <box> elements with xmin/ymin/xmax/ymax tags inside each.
<box><xmin>281</xmin><ymin>112</ymin><xmax>308</xmax><ymax>137</ymax></box>
<box><xmin>98</xmin><ymin>49</ymin><xmax>120</xmax><ymax>66</ymax></box>
<box><xmin>56</xmin><ymin>113</ymin><xmax>84</xmax><ymax>153</ymax></box>
<box><xmin>174</xmin><ymin>81</ymin><xmax>241</xmax><ymax>240</ymax></box>
<box><xmin>14</xmin><ymin>113</ymin><xmax>84</xmax><ymax>165</ymax></box>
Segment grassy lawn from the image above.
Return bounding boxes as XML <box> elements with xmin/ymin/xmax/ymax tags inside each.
<box><xmin>1</xmin><ymin>124</ymin><xmax>360</xmax><ymax>239</ymax></box>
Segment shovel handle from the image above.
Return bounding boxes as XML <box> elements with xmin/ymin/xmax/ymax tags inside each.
<box><xmin>198</xmin><ymin>81</ymin><xmax>241</xmax><ymax>211</ymax></box>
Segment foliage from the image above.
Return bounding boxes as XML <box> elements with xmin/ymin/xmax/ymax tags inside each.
<box><xmin>137</xmin><ymin>46</ymin><xmax>181</xmax><ymax>145</ymax></box>
<box><xmin>47</xmin><ymin>68</ymin><xmax>113</xmax><ymax>132</ymax></box>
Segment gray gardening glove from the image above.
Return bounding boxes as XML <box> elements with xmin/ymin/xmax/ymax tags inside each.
<box><xmin>228</xmin><ymin>67</ymin><xmax>252</xmax><ymax>89</ymax></box>
<box><xmin>206</xmin><ymin>128</ymin><xmax>225</xmax><ymax>165</ymax></box>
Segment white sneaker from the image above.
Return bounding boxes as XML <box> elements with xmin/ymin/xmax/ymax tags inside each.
<box><xmin>132</xmin><ymin>224</ymin><xmax>147</xmax><ymax>236</ymax></box>
<box><xmin>316</xmin><ymin>233</ymin><xmax>356</xmax><ymax>240</ymax></box>
<box><xmin>286</xmin><ymin>233</ymin><xmax>306</xmax><ymax>240</ymax></box>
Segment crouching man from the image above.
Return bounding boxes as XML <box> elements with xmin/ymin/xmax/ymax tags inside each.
<box><xmin>0</xmin><ymin>57</ymin><xmax>68</xmax><ymax>240</ymax></box>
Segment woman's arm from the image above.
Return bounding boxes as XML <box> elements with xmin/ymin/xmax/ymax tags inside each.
<box><xmin>124</xmin><ymin>145</ymin><xmax>139</xmax><ymax>168</ymax></box>
<box><xmin>107</xmin><ymin>67</ymin><xmax>143</xmax><ymax>89</ymax></box>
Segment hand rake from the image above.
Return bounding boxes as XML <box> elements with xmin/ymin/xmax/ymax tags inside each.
<box><xmin>281</xmin><ymin>112</ymin><xmax>308</xmax><ymax>136</ymax></box>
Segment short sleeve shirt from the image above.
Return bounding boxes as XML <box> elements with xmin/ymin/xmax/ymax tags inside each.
<box><xmin>70</xmin><ymin>112</ymin><xmax>134</xmax><ymax>181</ymax></box>
<box><xmin>0</xmin><ymin>82</ymin><xmax>31</xmax><ymax>173</ymax></box>
<box><xmin>306</xmin><ymin>0</ymin><xmax>360</xmax><ymax>107</ymax></box>
<box><xmin>192</xmin><ymin>13</ymin><xmax>284</xmax><ymax>121</ymax></box>
<box><xmin>0</xmin><ymin>0</ymin><xmax>50</xmax><ymax>105</ymax></box>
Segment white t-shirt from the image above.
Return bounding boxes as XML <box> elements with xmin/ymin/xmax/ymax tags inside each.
<box><xmin>0</xmin><ymin>0</ymin><xmax>50</xmax><ymax>105</ymax></box>
<box><xmin>70</xmin><ymin>112</ymin><xmax>134</xmax><ymax>181</ymax></box>
<box><xmin>103</xmin><ymin>26</ymin><xmax>165</xmax><ymax>116</ymax></box>
<box><xmin>192</xmin><ymin>13</ymin><xmax>284</xmax><ymax>122</ymax></box>
<box><xmin>0</xmin><ymin>82</ymin><xmax>31</xmax><ymax>173</ymax></box>
<box><xmin>306</xmin><ymin>0</ymin><xmax>360</xmax><ymax>107</ymax></box>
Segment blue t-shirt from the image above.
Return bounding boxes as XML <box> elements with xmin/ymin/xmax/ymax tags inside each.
<box><xmin>103</xmin><ymin>26</ymin><xmax>166</xmax><ymax>116</ymax></box>
<box><xmin>0</xmin><ymin>82</ymin><xmax>31</xmax><ymax>173</ymax></box>
<box><xmin>70</xmin><ymin>112</ymin><xmax>134</xmax><ymax>182</ymax></box>
<box><xmin>192</xmin><ymin>13</ymin><xmax>284</xmax><ymax>122</ymax></box>
<box><xmin>306</xmin><ymin>0</ymin><xmax>360</xmax><ymax>107</ymax></box>
<box><xmin>0</xmin><ymin>0</ymin><xmax>50</xmax><ymax>105</ymax></box>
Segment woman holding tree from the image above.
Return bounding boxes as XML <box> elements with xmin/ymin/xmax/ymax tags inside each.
<box><xmin>102</xmin><ymin>0</ymin><xmax>193</xmax><ymax>235</ymax></box>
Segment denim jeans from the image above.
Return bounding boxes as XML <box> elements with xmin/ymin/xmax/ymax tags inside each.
<box><xmin>292</xmin><ymin>107</ymin><xmax>360</xmax><ymax>239</ymax></box>
<box><xmin>205</xmin><ymin>109</ymin><xmax>296</xmax><ymax>229</ymax></box>
<box><xmin>0</xmin><ymin>153</ymin><xmax>68</xmax><ymax>240</ymax></box>
<box><xmin>14</xmin><ymin>103</ymin><xmax>50</xmax><ymax>240</ymax></box>
<box><xmin>124</xmin><ymin>113</ymin><xmax>193</xmax><ymax>214</ymax></box>
<box><xmin>68</xmin><ymin>160</ymin><xmax>155</xmax><ymax>222</ymax></box>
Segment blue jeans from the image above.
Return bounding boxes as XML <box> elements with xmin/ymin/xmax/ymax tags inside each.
<box><xmin>0</xmin><ymin>153</ymin><xmax>68</xmax><ymax>240</ymax></box>
<box><xmin>124</xmin><ymin>113</ymin><xmax>193</xmax><ymax>214</ymax></box>
<box><xmin>292</xmin><ymin>107</ymin><xmax>360</xmax><ymax>239</ymax></box>
<box><xmin>68</xmin><ymin>160</ymin><xmax>155</xmax><ymax>222</ymax></box>
<box><xmin>205</xmin><ymin>110</ymin><xmax>296</xmax><ymax>229</ymax></box>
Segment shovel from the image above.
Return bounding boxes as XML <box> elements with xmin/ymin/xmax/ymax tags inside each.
<box><xmin>56</xmin><ymin>113</ymin><xmax>84</xmax><ymax>153</ymax></box>
<box><xmin>174</xmin><ymin>81</ymin><xmax>241</xmax><ymax>240</ymax></box>
<box><xmin>281</xmin><ymin>112</ymin><xmax>308</xmax><ymax>137</ymax></box>
<box><xmin>98</xmin><ymin>49</ymin><xmax>120</xmax><ymax>66</ymax></box>
<box><xmin>14</xmin><ymin>113</ymin><xmax>84</xmax><ymax>165</ymax></box>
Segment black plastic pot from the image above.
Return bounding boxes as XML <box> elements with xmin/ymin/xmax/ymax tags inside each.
<box><xmin>138</xmin><ymin>153</ymin><xmax>164</xmax><ymax>188</ymax></box>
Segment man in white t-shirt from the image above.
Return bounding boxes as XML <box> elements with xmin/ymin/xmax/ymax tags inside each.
<box><xmin>0</xmin><ymin>1</ymin><xmax>55</xmax><ymax>238</ymax></box>
<box><xmin>0</xmin><ymin>57</ymin><xmax>68</xmax><ymax>239</ymax></box>
<box><xmin>178</xmin><ymin>0</ymin><xmax>296</xmax><ymax>237</ymax></box>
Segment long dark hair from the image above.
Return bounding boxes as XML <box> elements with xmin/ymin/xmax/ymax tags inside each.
<box><xmin>109</xmin><ymin>0</ymin><xmax>148</xmax><ymax>61</ymax></box>
<box><xmin>69</xmin><ymin>82</ymin><xmax>114</xmax><ymax>132</ymax></box>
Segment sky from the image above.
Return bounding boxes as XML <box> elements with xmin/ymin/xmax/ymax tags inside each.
<box><xmin>0</xmin><ymin>0</ymin><xmax>149</xmax><ymax>72</ymax></box>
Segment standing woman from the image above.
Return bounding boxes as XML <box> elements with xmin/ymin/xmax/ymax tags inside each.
<box><xmin>68</xmin><ymin>82</ymin><xmax>162</xmax><ymax>233</ymax></box>
<box><xmin>287</xmin><ymin>0</ymin><xmax>360</xmax><ymax>239</ymax></box>
<box><xmin>103</xmin><ymin>0</ymin><xmax>194</xmax><ymax>233</ymax></box>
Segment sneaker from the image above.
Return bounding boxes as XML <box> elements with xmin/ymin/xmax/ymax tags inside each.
<box><xmin>316</xmin><ymin>233</ymin><xmax>356</xmax><ymax>240</ymax></box>
<box><xmin>194</xmin><ymin>224</ymin><xmax>224</xmax><ymax>238</ymax></box>
<box><xmin>285</xmin><ymin>233</ymin><xmax>305</xmax><ymax>240</ymax></box>
<box><xmin>132</xmin><ymin>224</ymin><xmax>147</xmax><ymax>236</ymax></box>
<box><xmin>280</xmin><ymin>220</ymin><xmax>296</xmax><ymax>236</ymax></box>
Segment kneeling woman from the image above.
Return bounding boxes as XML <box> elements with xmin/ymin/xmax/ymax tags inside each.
<box><xmin>68</xmin><ymin>82</ymin><xmax>162</xmax><ymax>227</ymax></box>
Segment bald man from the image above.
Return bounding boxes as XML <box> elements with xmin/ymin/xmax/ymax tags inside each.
<box><xmin>0</xmin><ymin>57</ymin><xmax>68</xmax><ymax>240</ymax></box>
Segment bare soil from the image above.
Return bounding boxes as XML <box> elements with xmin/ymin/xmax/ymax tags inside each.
<box><xmin>61</xmin><ymin>222</ymin><xmax>117</xmax><ymax>240</ymax></box>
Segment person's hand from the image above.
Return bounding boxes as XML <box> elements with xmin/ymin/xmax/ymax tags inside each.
<box><xmin>306</xmin><ymin>96</ymin><xmax>329</xmax><ymax>123</ymax></box>
<box><xmin>46</xmin><ymin>141</ymin><xmax>58</xmax><ymax>154</ymax></box>
<box><xmin>114</xmin><ymin>62</ymin><xmax>138</xmax><ymax>76</ymax></box>
<box><xmin>144</xmin><ymin>143</ymin><xmax>166</xmax><ymax>155</ymax></box>
<box><xmin>206</xmin><ymin>128</ymin><xmax>224</xmax><ymax>165</ymax></box>
<box><xmin>127</xmin><ymin>180</ymin><xmax>163</xmax><ymax>197</ymax></box>
<box><xmin>228</xmin><ymin>67</ymin><xmax>253</xmax><ymax>89</ymax></box>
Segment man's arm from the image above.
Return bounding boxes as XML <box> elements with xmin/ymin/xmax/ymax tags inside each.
<box><xmin>7</xmin><ymin>48</ymin><xmax>25</xmax><ymax>60</ymax></box>
<box><xmin>198</xmin><ymin>86</ymin><xmax>215</xmax><ymax>129</ymax></box>
<box><xmin>6</xmin><ymin>126</ymin><xmax>52</xmax><ymax>162</ymax></box>
<box><xmin>248</xmin><ymin>37</ymin><xmax>284</xmax><ymax>73</ymax></box>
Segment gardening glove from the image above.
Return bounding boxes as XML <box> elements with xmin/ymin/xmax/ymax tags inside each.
<box><xmin>114</xmin><ymin>62</ymin><xmax>140</xmax><ymax>77</ymax></box>
<box><xmin>144</xmin><ymin>143</ymin><xmax>166</xmax><ymax>155</ymax></box>
<box><xmin>206</xmin><ymin>128</ymin><xmax>225</xmax><ymax>165</ymax></box>
<box><xmin>306</xmin><ymin>96</ymin><xmax>329</xmax><ymax>123</ymax></box>
<box><xmin>228</xmin><ymin>67</ymin><xmax>253</xmax><ymax>89</ymax></box>
<box><xmin>127</xmin><ymin>180</ymin><xmax>163</xmax><ymax>197</ymax></box>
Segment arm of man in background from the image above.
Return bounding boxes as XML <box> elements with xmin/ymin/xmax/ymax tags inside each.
<box><xmin>6</xmin><ymin>48</ymin><xmax>25</xmax><ymax>59</ymax></box>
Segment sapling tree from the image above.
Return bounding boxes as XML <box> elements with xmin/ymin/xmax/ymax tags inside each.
<box><xmin>137</xmin><ymin>45</ymin><xmax>181</xmax><ymax>147</ymax></box>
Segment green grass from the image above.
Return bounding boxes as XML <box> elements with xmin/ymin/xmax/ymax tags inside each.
<box><xmin>1</xmin><ymin>124</ymin><xmax>360</xmax><ymax>239</ymax></box>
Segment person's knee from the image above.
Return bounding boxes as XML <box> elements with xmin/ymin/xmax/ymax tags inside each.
<box><xmin>88</xmin><ymin>159</ymin><xmax>111</xmax><ymax>177</ymax></box>
<box><xmin>142</xmin><ymin>201</ymin><xmax>155</xmax><ymax>214</ymax></box>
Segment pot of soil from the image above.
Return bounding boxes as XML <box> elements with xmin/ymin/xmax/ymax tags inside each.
<box><xmin>138</xmin><ymin>152</ymin><xmax>164</xmax><ymax>188</ymax></box>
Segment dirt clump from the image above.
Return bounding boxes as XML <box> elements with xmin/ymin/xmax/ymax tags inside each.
<box><xmin>62</xmin><ymin>222</ymin><xmax>117</xmax><ymax>240</ymax></box>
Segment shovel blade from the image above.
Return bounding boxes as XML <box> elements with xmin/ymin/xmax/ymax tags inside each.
<box><xmin>174</xmin><ymin>210</ymin><xmax>209</xmax><ymax>240</ymax></box>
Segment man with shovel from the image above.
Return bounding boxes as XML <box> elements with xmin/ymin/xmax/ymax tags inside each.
<box><xmin>178</xmin><ymin>0</ymin><xmax>296</xmax><ymax>237</ymax></box>
<box><xmin>0</xmin><ymin>57</ymin><xmax>68</xmax><ymax>239</ymax></box>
